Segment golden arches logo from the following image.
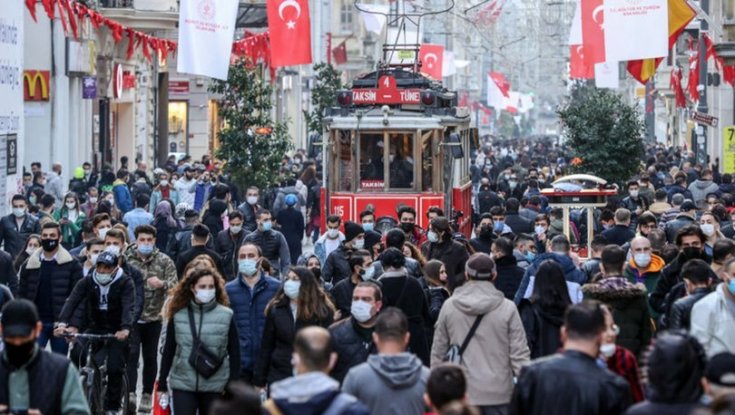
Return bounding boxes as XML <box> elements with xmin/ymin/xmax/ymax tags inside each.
<box><xmin>23</xmin><ymin>70</ymin><xmax>50</xmax><ymax>101</ymax></box>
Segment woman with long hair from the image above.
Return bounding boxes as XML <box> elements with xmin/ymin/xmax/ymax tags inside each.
<box><xmin>253</xmin><ymin>266</ymin><xmax>335</xmax><ymax>388</ymax></box>
<box><xmin>518</xmin><ymin>260</ymin><xmax>572</xmax><ymax>358</ymax></box>
<box><xmin>700</xmin><ymin>211</ymin><xmax>725</xmax><ymax>257</ymax></box>
<box><xmin>54</xmin><ymin>192</ymin><xmax>86</xmax><ymax>249</ymax></box>
<box><xmin>423</xmin><ymin>259</ymin><xmax>450</xmax><ymax>323</ymax></box>
<box><xmin>152</xmin><ymin>200</ymin><xmax>181</xmax><ymax>257</ymax></box>
<box><xmin>13</xmin><ymin>234</ymin><xmax>41</xmax><ymax>273</ymax></box>
<box><xmin>403</xmin><ymin>242</ymin><xmax>427</xmax><ymax>268</ymax></box>
<box><xmin>157</xmin><ymin>267</ymin><xmax>240</xmax><ymax>415</ymax></box>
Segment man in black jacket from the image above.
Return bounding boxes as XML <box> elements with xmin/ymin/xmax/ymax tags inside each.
<box><xmin>491</xmin><ymin>237</ymin><xmax>525</xmax><ymax>300</ymax></box>
<box><xmin>329</xmin><ymin>250</ymin><xmax>373</xmax><ymax>317</ymax></box>
<box><xmin>0</xmin><ymin>250</ymin><xmax>18</xmax><ymax>295</ymax></box>
<box><xmin>18</xmin><ymin>222</ymin><xmax>83</xmax><ymax>355</ymax></box>
<box><xmin>510</xmin><ymin>300</ymin><xmax>632</xmax><ymax>415</ymax></box>
<box><xmin>0</xmin><ymin>195</ymin><xmax>41</xmax><ymax>258</ymax></box>
<box><xmin>102</xmin><ymin>228</ymin><xmax>145</xmax><ymax>322</ymax></box>
<box><xmin>664</xmin><ymin>201</ymin><xmax>698</xmax><ymax>243</ymax></box>
<box><xmin>424</xmin><ymin>217</ymin><xmax>469</xmax><ymax>291</ymax></box>
<box><xmin>55</xmin><ymin>251</ymin><xmax>134</xmax><ymax>413</ymax></box>
<box><xmin>214</xmin><ymin>211</ymin><xmax>247</xmax><ymax>281</ymax></box>
<box><xmin>323</xmin><ymin>221</ymin><xmax>364</xmax><ymax>285</ymax></box>
<box><xmin>601</xmin><ymin>208</ymin><xmax>636</xmax><ymax>246</ymax></box>
<box><xmin>668</xmin><ymin>259</ymin><xmax>713</xmax><ymax>330</ymax></box>
<box><xmin>470</xmin><ymin>213</ymin><xmax>496</xmax><ymax>254</ymax></box>
<box><xmin>329</xmin><ymin>282</ymin><xmax>382</xmax><ymax>383</ymax></box>
<box><xmin>237</xmin><ymin>186</ymin><xmax>261</xmax><ymax>234</ymax></box>
<box><xmin>176</xmin><ymin>223</ymin><xmax>225</xmax><ymax>278</ymax></box>
<box><xmin>504</xmin><ymin>198</ymin><xmax>533</xmax><ymax>235</ymax></box>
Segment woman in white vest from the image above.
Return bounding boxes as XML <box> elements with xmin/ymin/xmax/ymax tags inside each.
<box><xmin>157</xmin><ymin>266</ymin><xmax>240</xmax><ymax>415</ymax></box>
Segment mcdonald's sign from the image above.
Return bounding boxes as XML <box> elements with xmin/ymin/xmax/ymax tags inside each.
<box><xmin>23</xmin><ymin>70</ymin><xmax>50</xmax><ymax>101</ymax></box>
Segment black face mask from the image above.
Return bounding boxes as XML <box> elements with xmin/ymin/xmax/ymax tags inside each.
<box><xmin>41</xmin><ymin>238</ymin><xmax>59</xmax><ymax>252</ymax></box>
<box><xmin>310</xmin><ymin>267</ymin><xmax>322</xmax><ymax>280</ymax></box>
<box><xmin>479</xmin><ymin>225</ymin><xmax>493</xmax><ymax>239</ymax></box>
<box><xmin>400</xmin><ymin>222</ymin><xmax>415</xmax><ymax>233</ymax></box>
<box><xmin>680</xmin><ymin>247</ymin><xmax>703</xmax><ymax>261</ymax></box>
<box><xmin>4</xmin><ymin>340</ymin><xmax>35</xmax><ymax>367</ymax></box>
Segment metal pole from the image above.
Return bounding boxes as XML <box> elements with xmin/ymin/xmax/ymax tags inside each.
<box><xmin>645</xmin><ymin>78</ymin><xmax>655</xmax><ymax>142</ymax></box>
<box><xmin>696</xmin><ymin>0</ymin><xmax>709</xmax><ymax>166</ymax></box>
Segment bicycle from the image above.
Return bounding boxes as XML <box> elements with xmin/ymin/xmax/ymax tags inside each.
<box><xmin>65</xmin><ymin>333</ymin><xmax>130</xmax><ymax>415</ymax></box>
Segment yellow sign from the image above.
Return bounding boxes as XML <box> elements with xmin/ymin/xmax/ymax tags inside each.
<box><xmin>397</xmin><ymin>50</ymin><xmax>415</xmax><ymax>60</ymax></box>
<box><xmin>724</xmin><ymin>126</ymin><xmax>735</xmax><ymax>174</ymax></box>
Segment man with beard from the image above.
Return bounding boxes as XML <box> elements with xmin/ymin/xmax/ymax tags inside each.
<box><xmin>0</xmin><ymin>300</ymin><xmax>89</xmax><ymax>415</ymax></box>
<box><xmin>649</xmin><ymin>225</ymin><xmax>718</xmax><ymax>317</ymax></box>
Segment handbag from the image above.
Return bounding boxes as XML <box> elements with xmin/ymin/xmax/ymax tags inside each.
<box><xmin>443</xmin><ymin>314</ymin><xmax>485</xmax><ymax>364</ymax></box>
<box><xmin>187</xmin><ymin>307</ymin><xmax>224</xmax><ymax>379</ymax></box>
<box><xmin>152</xmin><ymin>381</ymin><xmax>170</xmax><ymax>415</ymax></box>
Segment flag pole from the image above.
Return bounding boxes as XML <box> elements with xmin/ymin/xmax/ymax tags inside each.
<box><xmin>327</xmin><ymin>32</ymin><xmax>332</xmax><ymax>65</ymax></box>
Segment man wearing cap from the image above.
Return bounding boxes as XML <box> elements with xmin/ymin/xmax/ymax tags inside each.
<box><xmin>323</xmin><ymin>221</ymin><xmax>365</xmax><ymax>285</ymax></box>
<box><xmin>242</xmin><ymin>209</ymin><xmax>291</xmax><ymax>278</ymax></box>
<box><xmin>431</xmin><ymin>253</ymin><xmax>530</xmax><ymax>414</ymax></box>
<box><xmin>0</xmin><ymin>299</ymin><xmax>89</xmax><ymax>415</ymax></box>
<box><xmin>704</xmin><ymin>353</ymin><xmax>735</xmax><ymax>399</ymax></box>
<box><xmin>55</xmin><ymin>250</ymin><xmax>135</xmax><ymax>414</ymax></box>
<box><xmin>664</xmin><ymin>200</ymin><xmax>698</xmax><ymax>244</ymax></box>
<box><xmin>18</xmin><ymin>222</ymin><xmax>83</xmax><ymax>355</ymax></box>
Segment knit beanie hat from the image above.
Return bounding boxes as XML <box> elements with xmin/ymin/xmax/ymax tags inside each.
<box><xmin>465</xmin><ymin>253</ymin><xmax>495</xmax><ymax>280</ymax></box>
<box><xmin>344</xmin><ymin>221</ymin><xmax>364</xmax><ymax>242</ymax></box>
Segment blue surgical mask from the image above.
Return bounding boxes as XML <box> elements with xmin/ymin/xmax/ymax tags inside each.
<box><xmin>728</xmin><ymin>280</ymin><xmax>735</xmax><ymax>296</ymax></box>
<box><xmin>284</xmin><ymin>280</ymin><xmax>301</xmax><ymax>299</ymax></box>
<box><xmin>493</xmin><ymin>221</ymin><xmax>504</xmax><ymax>233</ymax></box>
<box><xmin>239</xmin><ymin>259</ymin><xmax>258</xmax><ymax>277</ymax></box>
<box><xmin>261</xmin><ymin>220</ymin><xmax>273</xmax><ymax>232</ymax></box>
<box><xmin>362</xmin><ymin>222</ymin><xmax>374</xmax><ymax>232</ymax></box>
<box><xmin>137</xmin><ymin>244</ymin><xmax>154</xmax><ymax>255</ymax></box>
<box><xmin>526</xmin><ymin>251</ymin><xmax>536</xmax><ymax>262</ymax></box>
<box><xmin>427</xmin><ymin>231</ymin><xmax>439</xmax><ymax>243</ymax></box>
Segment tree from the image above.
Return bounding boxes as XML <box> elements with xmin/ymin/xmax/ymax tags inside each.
<box><xmin>209</xmin><ymin>59</ymin><xmax>292</xmax><ymax>190</ymax></box>
<box><xmin>558</xmin><ymin>85</ymin><xmax>644</xmax><ymax>186</ymax></box>
<box><xmin>303</xmin><ymin>63</ymin><xmax>344</xmax><ymax>135</ymax></box>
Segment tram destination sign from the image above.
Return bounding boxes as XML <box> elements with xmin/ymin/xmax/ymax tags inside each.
<box><xmin>352</xmin><ymin>75</ymin><xmax>422</xmax><ymax>105</ymax></box>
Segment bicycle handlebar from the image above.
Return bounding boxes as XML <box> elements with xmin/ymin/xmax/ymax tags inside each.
<box><xmin>63</xmin><ymin>333</ymin><xmax>117</xmax><ymax>340</ymax></box>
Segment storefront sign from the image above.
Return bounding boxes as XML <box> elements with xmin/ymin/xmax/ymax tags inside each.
<box><xmin>5</xmin><ymin>134</ymin><xmax>16</xmax><ymax>175</ymax></box>
<box><xmin>66</xmin><ymin>38</ymin><xmax>96</xmax><ymax>75</ymax></box>
<box><xmin>123</xmin><ymin>71</ymin><xmax>136</xmax><ymax>89</ymax></box>
<box><xmin>691</xmin><ymin>111</ymin><xmax>718</xmax><ymax>127</ymax></box>
<box><xmin>23</xmin><ymin>70</ymin><xmax>50</xmax><ymax>101</ymax></box>
<box><xmin>82</xmin><ymin>76</ymin><xmax>96</xmax><ymax>99</ymax></box>
<box><xmin>113</xmin><ymin>63</ymin><xmax>123</xmax><ymax>98</ymax></box>
<box><xmin>169</xmin><ymin>80</ymin><xmax>190</xmax><ymax>95</ymax></box>
<box><xmin>352</xmin><ymin>75</ymin><xmax>421</xmax><ymax>105</ymax></box>
<box><xmin>724</xmin><ymin>125</ymin><xmax>735</xmax><ymax>174</ymax></box>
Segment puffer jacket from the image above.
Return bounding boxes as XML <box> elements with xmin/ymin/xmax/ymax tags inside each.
<box><xmin>112</xmin><ymin>179</ymin><xmax>133</xmax><ymax>214</ymax></box>
<box><xmin>493</xmin><ymin>255</ymin><xmax>524</xmax><ymax>300</ymax></box>
<box><xmin>664</xmin><ymin>213</ymin><xmax>696</xmax><ymax>243</ymax></box>
<box><xmin>225</xmin><ymin>274</ymin><xmax>280</xmax><ymax>376</ymax></box>
<box><xmin>328</xmin><ymin>317</ymin><xmax>377</xmax><ymax>383</ymax></box>
<box><xmin>18</xmin><ymin>247</ymin><xmax>83</xmax><ymax>321</ymax></box>
<box><xmin>0</xmin><ymin>213</ymin><xmax>41</xmax><ymax>258</ymax></box>
<box><xmin>124</xmin><ymin>246</ymin><xmax>178</xmax><ymax>322</ymax></box>
<box><xmin>322</xmin><ymin>244</ymin><xmax>354</xmax><ymax>285</ymax></box>
<box><xmin>582</xmin><ymin>277</ymin><xmax>652</xmax><ymax>357</ymax></box>
<box><xmin>430</xmin><ymin>280</ymin><xmax>530</xmax><ymax>406</ymax></box>
<box><xmin>214</xmin><ymin>228</ymin><xmax>247</xmax><ymax>281</ymax></box>
<box><xmin>667</xmin><ymin>287</ymin><xmax>712</xmax><ymax>330</ymax></box>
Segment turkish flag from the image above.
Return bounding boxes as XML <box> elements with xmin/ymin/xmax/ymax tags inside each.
<box><xmin>581</xmin><ymin>0</ymin><xmax>605</xmax><ymax>64</ymax></box>
<box><xmin>332</xmin><ymin>40</ymin><xmax>347</xmax><ymax>64</ymax></box>
<box><xmin>489</xmin><ymin>71</ymin><xmax>510</xmax><ymax>97</ymax></box>
<box><xmin>669</xmin><ymin>67</ymin><xmax>686</xmax><ymax>108</ymax></box>
<box><xmin>419</xmin><ymin>44</ymin><xmax>444</xmax><ymax>80</ymax></box>
<box><xmin>267</xmin><ymin>0</ymin><xmax>312</xmax><ymax>67</ymax></box>
<box><xmin>570</xmin><ymin>45</ymin><xmax>594</xmax><ymax>79</ymax></box>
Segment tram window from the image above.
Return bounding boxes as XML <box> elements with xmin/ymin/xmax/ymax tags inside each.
<box><xmin>359</xmin><ymin>133</ymin><xmax>385</xmax><ymax>191</ymax></box>
<box><xmin>336</xmin><ymin>130</ymin><xmax>353</xmax><ymax>191</ymax></box>
<box><xmin>420</xmin><ymin>130</ymin><xmax>434</xmax><ymax>192</ymax></box>
<box><xmin>388</xmin><ymin>133</ymin><xmax>414</xmax><ymax>189</ymax></box>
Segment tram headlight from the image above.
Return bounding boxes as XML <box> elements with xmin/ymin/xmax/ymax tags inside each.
<box><xmin>421</xmin><ymin>91</ymin><xmax>436</xmax><ymax>107</ymax></box>
<box><xmin>337</xmin><ymin>90</ymin><xmax>353</xmax><ymax>107</ymax></box>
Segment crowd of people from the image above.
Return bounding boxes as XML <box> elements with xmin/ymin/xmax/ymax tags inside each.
<box><xmin>1</xmin><ymin>140</ymin><xmax>735</xmax><ymax>415</ymax></box>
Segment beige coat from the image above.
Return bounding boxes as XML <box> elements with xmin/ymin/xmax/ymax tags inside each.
<box><xmin>431</xmin><ymin>280</ymin><xmax>530</xmax><ymax>406</ymax></box>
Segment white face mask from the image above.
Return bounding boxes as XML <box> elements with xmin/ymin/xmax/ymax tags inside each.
<box><xmin>427</xmin><ymin>230</ymin><xmax>439</xmax><ymax>243</ymax></box>
<box><xmin>327</xmin><ymin>228</ymin><xmax>339</xmax><ymax>239</ymax></box>
<box><xmin>353</xmin><ymin>238</ymin><xmax>365</xmax><ymax>250</ymax></box>
<box><xmin>65</xmin><ymin>202</ymin><xmax>76</xmax><ymax>210</ymax></box>
<box><xmin>534</xmin><ymin>225</ymin><xmax>546</xmax><ymax>236</ymax></box>
<box><xmin>634</xmin><ymin>253</ymin><xmax>651</xmax><ymax>268</ymax></box>
<box><xmin>98</xmin><ymin>227</ymin><xmax>110</xmax><ymax>239</ymax></box>
<box><xmin>230</xmin><ymin>225</ymin><xmax>243</xmax><ymax>234</ymax></box>
<box><xmin>700</xmin><ymin>223</ymin><xmax>715</xmax><ymax>236</ymax></box>
<box><xmin>195</xmin><ymin>288</ymin><xmax>216</xmax><ymax>304</ymax></box>
<box><xmin>26</xmin><ymin>247</ymin><xmax>37</xmax><ymax>256</ymax></box>
<box><xmin>247</xmin><ymin>196</ymin><xmax>258</xmax><ymax>205</ymax></box>
<box><xmin>160</xmin><ymin>180</ymin><xmax>169</xmax><ymax>187</ymax></box>
<box><xmin>629</xmin><ymin>190</ymin><xmax>639</xmax><ymax>198</ymax></box>
<box><xmin>90</xmin><ymin>253</ymin><xmax>100</xmax><ymax>266</ymax></box>
<box><xmin>361</xmin><ymin>265</ymin><xmax>375</xmax><ymax>281</ymax></box>
<box><xmin>600</xmin><ymin>343</ymin><xmax>616</xmax><ymax>358</ymax></box>
<box><xmin>350</xmin><ymin>300</ymin><xmax>374</xmax><ymax>323</ymax></box>
<box><xmin>105</xmin><ymin>245</ymin><xmax>121</xmax><ymax>256</ymax></box>
<box><xmin>88</xmin><ymin>197</ymin><xmax>98</xmax><ymax>204</ymax></box>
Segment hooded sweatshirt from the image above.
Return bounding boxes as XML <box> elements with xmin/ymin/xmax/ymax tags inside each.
<box><xmin>267</xmin><ymin>372</ymin><xmax>369</xmax><ymax>415</ymax></box>
<box><xmin>688</xmin><ymin>179</ymin><xmax>719</xmax><ymax>204</ymax></box>
<box><xmin>342</xmin><ymin>353</ymin><xmax>429</xmax><ymax>415</ymax></box>
<box><xmin>430</xmin><ymin>280</ymin><xmax>530</xmax><ymax>405</ymax></box>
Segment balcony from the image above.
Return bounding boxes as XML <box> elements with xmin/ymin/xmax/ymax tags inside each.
<box><xmin>97</xmin><ymin>0</ymin><xmax>178</xmax><ymax>31</ymax></box>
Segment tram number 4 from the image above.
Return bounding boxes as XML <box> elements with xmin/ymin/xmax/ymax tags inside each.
<box><xmin>333</xmin><ymin>206</ymin><xmax>344</xmax><ymax>216</ymax></box>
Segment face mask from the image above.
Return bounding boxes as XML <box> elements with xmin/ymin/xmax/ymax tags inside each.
<box><xmin>195</xmin><ymin>288</ymin><xmax>216</xmax><ymax>304</ymax></box>
<box><xmin>681</xmin><ymin>246</ymin><xmax>702</xmax><ymax>261</ymax></box>
<box><xmin>427</xmin><ymin>230</ymin><xmax>439</xmax><ymax>243</ymax></box>
<box><xmin>327</xmin><ymin>228</ymin><xmax>339</xmax><ymax>239</ymax></box>
<box><xmin>247</xmin><ymin>196</ymin><xmax>258</xmax><ymax>205</ymax></box>
<box><xmin>137</xmin><ymin>243</ymin><xmax>154</xmax><ymax>255</ymax></box>
<box><xmin>600</xmin><ymin>343</ymin><xmax>616</xmax><ymax>358</ymax></box>
<box><xmin>26</xmin><ymin>246</ymin><xmax>37</xmax><ymax>256</ymax></box>
<box><xmin>728</xmin><ymin>280</ymin><xmax>735</xmax><ymax>296</ymax></box>
<box><xmin>361</xmin><ymin>265</ymin><xmax>375</xmax><ymax>281</ymax></box>
<box><xmin>389</xmin><ymin>155</ymin><xmax>395</xmax><ymax>163</ymax></box>
<box><xmin>400</xmin><ymin>222</ymin><xmax>415</xmax><ymax>233</ymax></box>
<box><xmin>160</xmin><ymin>180</ymin><xmax>169</xmax><ymax>187</ymax></box>
<box><xmin>534</xmin><ymin>225</ymin><xmax>545</xmax><ymax>236</ymax></box>
<box><xmin>634</xmin><ymin>253</ymin><xmax>652</xmax><ymax>268</ymax></box>
<box><xmin>602</xmin><ymin>223</ymin><xmax>612</xmax><ymax>230</ymax></box>
<box><xmin>4</xmin><ymin>341</ymin><xmax>35</xmax><ymax>367</ymax></box>
<box><xmin>261</xmin><ymin>221</ymin><xmax>273</xmax><ymax>232</ymax></box>
<box><xmin>629</xmin><ymin>190</ymin><xmax>639</xmax><ymax>198</ymax></box>
<box><xmin>230</xmin><ymin>225</ymin><xmax>243</xmax><ymax>234</ymax></box>
<box><xmin>284</xmin><ymin>280</ymin><xmax>301</xmax><ymax>299</ymax></box>
<box><xmin>94</xmin><ymin>271</ymin><xmax>114</xmax><ymax>285</ymax></box>
<box><xmin>239</xmin><ymin>259</ymin><xmax>258</xmax><ymax>277</ymax></box>
<box><xmin>90</xmin><ymin>253</ymin><xmax>99</xmax><ymax>265</ymax></box>
<box><xmin>41</xmin><ymin>238</ymin><xmax>59</xmax><ymax>252</ymax></box>
<box><xmin>98</xmin><ymin>227</ymin><xmax>110</xmax><ymax>239</ymax></box>
<box><xmin>105</xmin><ymin>245</ymin><xmax>121</xmax><ymax>256</ymax></box>
<box><xmin>493</xmin><ymin>221</ymin><xmax>505</xmax><ymax>233</ymax></box>
<box><xmin>362</xmin><ymin>222</ymin><xmax>374</xmax><ymax>232</ymax></box>
<box><xmin>351</xmin><ymin>300</ymin><xmax>374</xmax><ymax>323</ymax></box>
<box><xmin>353</xmin><ymin>238</ymin><xmax>365</xmax><ymax>250</ymax></box>
<box><xmin>12</xmin><ymin>208</ymin><xmax>25</xmax><ymax>218</ymax></box>
<box><xmin>700</xmin><ymin>224</ymin><xmax>715</xmax><ymax>236</ymax></box>
<box><xmin>509</xmin><ymin>181</ymin><xmax>518</xmax><ymax>189</ymax></box>
<box><xmin>88</xmin><ymin>197</ymin><xmax>98</xmax><ymax>204</ymax></box>
<box><xmin>526</xmin><ymin>251</ymin><xmax>536</xmax><ymax>262</ymax></box>
<box><xmin>65</xmin><ymin>202</ymin><xmax>76</xmax><ymax>210</ymax></box>
<box><xmin>310</xmin><ymin>267</ymin><xmax>322</xmax><ymax>280</ymax></box>
<box><xmin>479</xmin><ymin>225</ymin><xmax>492</xmax><ymax>238</ymax></box>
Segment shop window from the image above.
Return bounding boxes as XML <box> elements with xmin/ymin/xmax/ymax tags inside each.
<box><xmin>168</xmin><ymin>101</ymin><xmax>188</xmax><ymax>154</ymax></box>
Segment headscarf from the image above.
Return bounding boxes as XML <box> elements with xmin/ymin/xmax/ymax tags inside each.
<box><xmin>154</xmin><ymin>200</ymin><xmax>178</xmax><ymax>228</ymax></box>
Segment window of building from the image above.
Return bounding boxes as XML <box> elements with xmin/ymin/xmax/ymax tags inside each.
<box><xmin>168</xmin><ymin>101</ymin><xmax>188</xmax><ymax>154</ymax></box>
<box><xmin>340</xmin><ymin>2</ymin><xmax>353</xmax><ymax>33</ymax></box>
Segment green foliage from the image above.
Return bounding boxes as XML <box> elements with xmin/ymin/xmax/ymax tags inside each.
<box><xmin>497</xmin><ymin>111</ymin><xmax>520</xmax><ymax>139</ymax></box>
<box><xmin>558</xmin><ymin>85</ymin><xmax>644</xmax><ymax>186</ymax></box>
<box><xmin>304</xmin><ymin>63</ymin><xmax>344</xmax><ymax>134</ymax></box>
<box><xmin>209</xmin><ymin>59</ymin><xmax>292</xmax><ymax>190</ymax></box>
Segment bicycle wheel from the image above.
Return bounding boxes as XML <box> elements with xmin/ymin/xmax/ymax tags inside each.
<box><xmin>120</xmin><ymin>372</ymin><xmax>130</xmax><ymax>415</ymax></box>
<box><xmin>85</xmin><ymin>370</ymin><xmax>104</xmax><ymax>415</ymax></box>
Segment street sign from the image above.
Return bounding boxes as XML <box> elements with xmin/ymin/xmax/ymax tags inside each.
<box><xmin>690</xmin><ymin>111</ymin><xmax>719</xmax><ymax>127</ymax></box>
<box><xmin>724</xmin><ymin>125</ymin><xmax>735</xmax><ymax>174</ymax></box>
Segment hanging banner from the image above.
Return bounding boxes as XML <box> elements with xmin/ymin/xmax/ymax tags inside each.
<box><xmin>177</xmin><ymin>0</ymin><xmax>239</xmax><ymax>80</ymax></box>
<box><xmin>594</xmin><ymin>61</ymin><xmax>619</xmax><ymax>89</ymax></box>
<box><xmin>0</xmin><ymin>0</ymin><xmax>23</xmax><ymax>215</ymax></box>
<box><xmin>604</xmin><ymin>0</ymin><xmax>668</xmax><ymax>61</ymax></box>
<box><xmin>724</xmin><ymin>126</ymin><xmax>735</xmax><ymax>174</ymax></box>
<box><xmin>267</xmin><ymin>0</ymin><xmax>313</xmax><ymax>67</ymax></box>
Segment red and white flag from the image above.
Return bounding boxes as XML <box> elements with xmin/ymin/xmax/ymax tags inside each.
<box><xmin>267</xmin><ymin>0</ymin><xmax>312</xmax><ymax>67</ymax></box>
<box><xmin>580</xmin><ymin>0</ymin><xmax>605</xmax><ymax>64</ymax></box>
<box><xmin>419</xmin><ymin>44</ymin><xmax>444</xmax><ymax>80</ymax></box>
<box><xmin>487</xmin><ymin>71</ymin><xmax>511</xmax><ymax>110</ymax></box>
<box><xmin>570</xmin><ymin>45</ymin><xmax>594</xmax><ymax>79</ymax></box>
